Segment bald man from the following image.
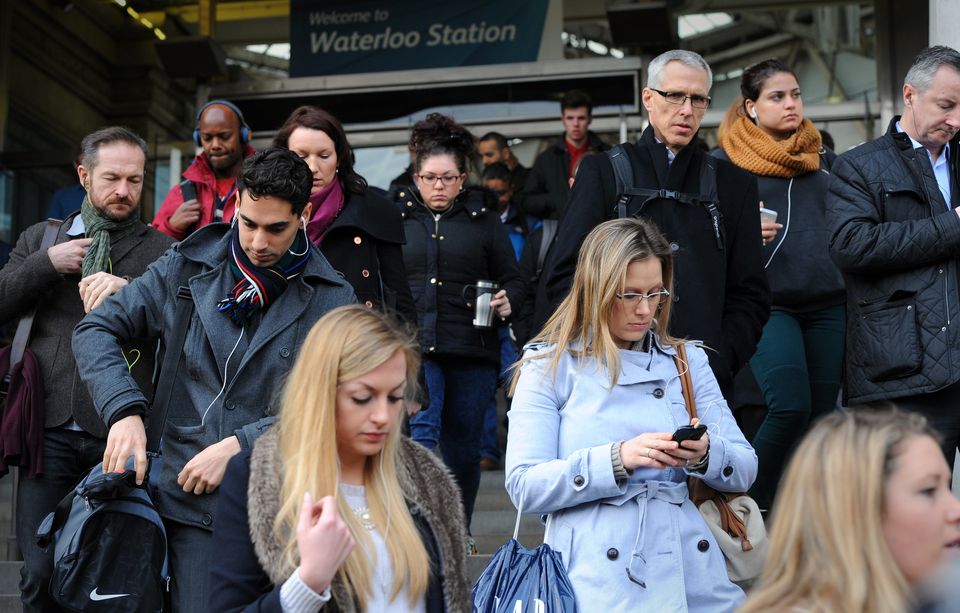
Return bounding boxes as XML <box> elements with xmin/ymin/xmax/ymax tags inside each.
<box><xmin>153</xmin><ymin>100</ymin><xmax>255</xmax><ymax>240</ymax></box>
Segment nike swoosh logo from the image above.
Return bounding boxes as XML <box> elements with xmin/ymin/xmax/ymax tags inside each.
<box><xmin>89</xmin><ymin>588</ymin><xmax>129</xmax><ymax>601</ymax></box>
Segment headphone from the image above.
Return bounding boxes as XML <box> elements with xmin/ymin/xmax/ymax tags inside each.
<box><xmin>193</xmin><ymin>99</ymin><xmax>251</xmax><ymax>147</ymax></box>
<box><xmin>750</xmin><ymin>107</ymin><xmax>759</xmax><ymax>120</ymax></box>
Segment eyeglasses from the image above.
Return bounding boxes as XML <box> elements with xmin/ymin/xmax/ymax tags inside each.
<box><xmin>615</xmin><ymin>288</ymin><xmax>671</xmax><ymax>305</ymax></box>
<box><xmin>650</xmin><ymin>88</ymin><xmax>711</xmax><ymax>110</ymax></box>
<box><xmin>416</xmin><ymin>173</ymin><xmax>463</xmax><ymax>186</ymax></box>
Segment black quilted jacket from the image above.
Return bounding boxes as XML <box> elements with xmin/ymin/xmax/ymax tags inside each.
<box><xmin>827</xmin><ymin>117</ymin><xmax>960</xmax><ymax>404</ymax></box>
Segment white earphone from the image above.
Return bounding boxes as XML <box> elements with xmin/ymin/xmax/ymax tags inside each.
<box><xmin>750</xmin><ymin>107</ymin><xmax>759</xmax><ymax>120</ymax></box>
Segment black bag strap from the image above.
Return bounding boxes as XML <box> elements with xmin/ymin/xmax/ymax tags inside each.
<box><xmin>35</xmin><ymin>483</ymin><xmax>77</xmax><ymax>547</ymax></box>
<box><xmin>8</xmin><ymin>220</ymin><xmax>60</xmax><ymax>368</ymax></box>
<box><xmin>145</xmin><ymin>285</ymin><xmax>194</xmax><ymax>453</ymax></box>
<box><xmin>536</xmin><ymin>219</ymin><xmax>558</xmax><ymax>275</ymax></box>
<box><xmin>607</xmin><ymin>144</ymin><xmax>634</xmax><ymax>219</ymax></box>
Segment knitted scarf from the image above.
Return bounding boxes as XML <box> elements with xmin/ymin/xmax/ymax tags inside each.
<box><xmin>719</xmin><ymin>116</ymin><xmax>822</xmax><ymax>178</ymax></box>
<box><xmin>306</xmin><ymin>180</ymin><xmax>345</xmax><ymax>245</ymax></box>
<box><xmin>217</xmin><ymin>223</ymin><xmax>311</xmax><ymax>326</ymax></box>
<box><xmin>80</xmin><ymin>195</ymin><xmax>140</xmax><ymax>277</ymax></box>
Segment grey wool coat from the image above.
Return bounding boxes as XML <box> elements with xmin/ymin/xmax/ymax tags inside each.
<box><xmin>0</xmin><ymin>212</ymin><xmax>173</xmax><ymax>438</ymax></box>
<box><xmin>72</xmin><ymin>223</ymin><xmax>356</xmax><ymax>530</ymax></box>
<box><xmin>208</xmin><ymin>427</ymin><xmax>471</xmax><ymax>612</ymax></box>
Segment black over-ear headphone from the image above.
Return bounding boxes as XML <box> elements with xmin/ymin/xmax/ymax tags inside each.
<box><xmin>193</xmin><ymin>99</ymin><xmax>251</xmax><ymax>147</ymax></box>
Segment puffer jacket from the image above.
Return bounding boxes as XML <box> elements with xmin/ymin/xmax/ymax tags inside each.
<box><xmin>395</xmin><ymin>186</ymin><xmax>524</xmax><ymax>366</ymax></box>
<box><xmin>827</xmin><ymin>117</ymin><xmax>960</xmax><ymax>404</ymax></box>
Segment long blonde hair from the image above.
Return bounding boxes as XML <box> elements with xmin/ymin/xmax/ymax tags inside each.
<box><xmin>513</xmin><ymin>217</ymin><xmax>680</xmax><ymax>391</ymax></box>
<box><xmin>274</xmin><ymin>305</ymin><xmax>429</xmax><ymax>609</ymax></box>
<box><xmin>740</xmin><ymin>408</ymin><xmax>938</xmax><ymax>613</ymax></box>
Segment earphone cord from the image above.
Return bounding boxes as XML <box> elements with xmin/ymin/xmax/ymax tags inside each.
<box><xmin>201</xmin><ymin>326</ymin><xmax>244</xmax><ymax>425</ymax></box>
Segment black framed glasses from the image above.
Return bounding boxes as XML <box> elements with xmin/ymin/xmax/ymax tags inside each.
<box><xmin>415</xmin><ymin>173</ymin><xmax>463</xmax><ymax>186</ymax></box>
<box><xmin>615</xmin><ymin>288</ymin><xmax>671</xmax><ymax>305</ymax></box>
<box><xmin>650</xmin><ymin>88</ymin><xmax>711</xmax><ymax>110</ymax></box>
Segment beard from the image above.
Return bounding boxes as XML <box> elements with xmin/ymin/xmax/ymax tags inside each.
<box><xmin>89</xmin><ymin>188</ymin><xmax>140</xmax><ymax>222</ymax></box>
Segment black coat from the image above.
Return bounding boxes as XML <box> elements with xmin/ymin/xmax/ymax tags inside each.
<box><xmin>0</xmin><ymin>213</ymin><xmax>173</xmax><ymax>437</ymax></box>
<box><xmin>396</xmin><ymin>186</ymin><xmax>524</xmax><ymax>366</ymax></box>
<box><xmin>318</xmin><ymin>189</ymin><xmax>416</xmax><ymax>324</ymax></box>
<box><xmin>827</xmin><ymin>117</ymin><xmax>960</xmax><ymax>404</ymax></box>
<box><xmin>539</xmin><ymin>127</ymin><xmax>770</xmax><ymax>396</ymax></box>
<box><xmin>519</xmin><ymin>132</ymin><xmax>609</xmax><ymax>221</ymax></box>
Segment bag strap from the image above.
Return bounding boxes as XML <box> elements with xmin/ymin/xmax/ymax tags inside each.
<box><xmin>672</xmin><ymin>343</ymin><xmax>698</xmax><ymax>421</ymax></box>
<box><xmin>35</xmin><ymin>482</ymin><xmax>77</xmax><ymax>547</ymax></box>
<box><xmin>606</xmin><ymin>144</ymin><xmax>634</xmax><ymax>219</ymax></box>
<box><xmin>536</xmin><ymin>219</ymin><xmax>558</xmax><ymax>275</ymax></box>
<box><xmin>145</xmin><ymin>285</ymin><xmax>195</xmax><ymax>453</ymax></box>
<box><xmin>8</xmin><ymin>220</ymin><xmax>60</xmax><ymax>368</ymax></box>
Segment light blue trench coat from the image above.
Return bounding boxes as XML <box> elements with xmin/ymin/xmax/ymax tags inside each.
<box><xmin>505</xmin><ymin>336</ymin><xmax>758</xmax><ymax>612</ymax></box>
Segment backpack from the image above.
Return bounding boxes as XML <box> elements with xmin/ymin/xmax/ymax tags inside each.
<box><xmin>606</xmin><ymin>144</ymin><xmax>725</xmax><ymax>250</ymax></box>
<box><xmin>36</xmin><ymin>461</ymin><xmax>169</xmax><ymax>612</ymax></box>
<box><xmin>35</xmin><ymin>284</ymin><xmax>196</xmax><ymax>612</ymax></box>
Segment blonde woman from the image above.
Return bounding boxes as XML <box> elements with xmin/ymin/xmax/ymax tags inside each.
<box><xmin>209</xmin><ymin>305</ymin><xmax>470</xmax><ymax>612</ymax></box>
<box><xmin>740</xmin><ymin>409</ymin><xmax>960</xmax><ymax>613</ymax></box>
<box><xmin>505</xmin><ymin>217</ymin><xmax>758</xmax><ymax>611</ymax></box>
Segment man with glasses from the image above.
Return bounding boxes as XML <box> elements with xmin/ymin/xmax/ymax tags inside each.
<box><xmin>538</xmin><ymin>49</ymin><xmax>770</xmax><ymax>399</ymax></box>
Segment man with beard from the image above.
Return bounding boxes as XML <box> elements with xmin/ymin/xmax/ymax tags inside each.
<box><xmin>153</xmin><ymin>100</ymin><xmax>255</xmax><ymax>240</ymax></box>
<box><xmin>0</xmin><ymin>126</ymin><xmax>174</xmax><ymax>611</ymax></box>
<box><xmin>827</xmin><ymin>45</ymin><xmax>960</xmax><ymax>461</ymax></box>
<box><xmin>73</xmin><ymin>148</ymin><xmax>355</xmax><ymax>612</ymax></box>
<box><xmin>537</xmin><ymin>50</ymin><xmax>770</xmax><ymax>399</ymax></box>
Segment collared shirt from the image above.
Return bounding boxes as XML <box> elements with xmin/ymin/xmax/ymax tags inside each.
<box><xmin>66</xmin><ymin>214</ymin><xmax>85</xmax><ymax>237</ymax></box>
<box><xmin>897</xmin><ymin>121</ymin><xmax>952</xmax><ymax>209</ymax></box>
<box><xmin>653</xmin><ymin>136</ymin><xmax>677</xmax><ymax>167</ymax></box>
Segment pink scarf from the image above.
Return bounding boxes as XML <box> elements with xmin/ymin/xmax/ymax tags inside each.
<box><xmin>306</xmin><ymin>180</ymin><xmax>345</xmax><ymax>245</ymax></box>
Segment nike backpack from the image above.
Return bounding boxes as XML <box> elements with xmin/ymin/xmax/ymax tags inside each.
<box><xmin>36</xmin><ymin>459</ymin><xmax>169</xmax><ymax>612</ymax></box>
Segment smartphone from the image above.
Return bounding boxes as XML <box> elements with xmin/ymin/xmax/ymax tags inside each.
<box><xmin>759</xmin><ymin>207</ymin><xmax>778</xmax><ymax>224</ymax></box>
<box><xmin>672</xmin><ymin>424</ymin><xmax>707</xmax><ymax>442</ymax></box>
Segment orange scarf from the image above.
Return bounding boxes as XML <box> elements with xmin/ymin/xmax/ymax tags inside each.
<box><xmin>719</xmin><ymin>116</ymin><xmax>822</xmax><ymax>178</ymax></box>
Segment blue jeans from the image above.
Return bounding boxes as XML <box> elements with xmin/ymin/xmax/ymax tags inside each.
<box><xmin>411</xmin><ymin>357</ymin><xmax>497</xmax><ymax>529</ymax></box>
<box><xmin>749</xmin><ymin>305</ymin><xmax>845</xmax><ymax>509</ymax></box>
<box><xmin>480</xmin><ymin>327</ymin><xmax>519</xmax><ymax>461</ymax></box>
<box><xmin>17</xmin><ymin>428</ymin><xmax>105</xmax><ymax>612</ymax></box>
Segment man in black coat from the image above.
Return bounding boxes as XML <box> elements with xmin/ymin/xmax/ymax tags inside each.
<box><xmin>538</xmin><ymin>50</ymin><xmax>770</xmax><ymax>399</ymax></box>
<box><xmin>0</xmin><ymin>127</ymin><xmax>174</xmax><ymax>611</ymax></box>
<box><xmin>827</xmin><ymin>45</ymin><xmax>960</xmax><ymax>462</ymax></box>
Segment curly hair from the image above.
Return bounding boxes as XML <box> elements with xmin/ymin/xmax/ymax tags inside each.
<box><xmin>409</xmin><ymin>113</ymin><xmax>476</xmax><ymax>175</ymax></box>
<box><xmin>237</xmin><ymin>148</ymin><xmax>313</xmax><ymax>216</ymax></box>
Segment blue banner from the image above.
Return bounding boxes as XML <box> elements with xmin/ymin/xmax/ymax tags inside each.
<box><xmin>289</xmin><ymin>0</ymin><xmax>551</xmax><ymax>77</ymax></box>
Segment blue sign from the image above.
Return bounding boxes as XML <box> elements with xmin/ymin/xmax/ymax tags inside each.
<box><xmin>290</xmin><ymin>0</ymin><xmax>551</xmax><ymax>77</ymax></box>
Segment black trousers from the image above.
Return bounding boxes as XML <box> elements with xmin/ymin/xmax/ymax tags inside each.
<box><xmin>867</xmin><ymin>379</ymin><xmax>960</xmax><ymax>466</ymax></box>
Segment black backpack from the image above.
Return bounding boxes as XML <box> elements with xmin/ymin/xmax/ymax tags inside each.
<box><xmin>606</xmin><ymin>144</ymin><xmax>725</xmax><ymax>250</ymax></box>
<box><xmin>35</xmin><ymin>285</ymin><xmax>195</xmax><ymax>612</ymax></box>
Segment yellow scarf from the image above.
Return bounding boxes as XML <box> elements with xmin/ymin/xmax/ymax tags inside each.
<box><xmin>719</xmin><ymin>116</ymin><xmax>822</xmax><ymax>178</ymax></box>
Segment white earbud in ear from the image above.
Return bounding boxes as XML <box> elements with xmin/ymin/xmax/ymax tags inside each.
<box><xmin>300</xmin><ymin>216</ymin><xmax>306</xmax><ymax>225</ymax></box>
<box><xmin>750</xmin><ymin>108</ymin><xmax>759</xmax><ymax>120</ymax></box>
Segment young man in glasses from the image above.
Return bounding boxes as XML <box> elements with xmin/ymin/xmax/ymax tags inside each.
<box><xmin>537</xmin><ymin>49</ymin><xmax>770</xmax><ymax>400</ymax></box>
<box><xmin>519</xmin><ymin>89</ymin><xmax>609</xmax><ymax>221</ymax></box>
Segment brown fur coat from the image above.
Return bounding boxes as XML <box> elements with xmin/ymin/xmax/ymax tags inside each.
<box><xmin>246</xmin><ymin>428</ymin><xmax>471</xmax><ymax>612</ymax></box>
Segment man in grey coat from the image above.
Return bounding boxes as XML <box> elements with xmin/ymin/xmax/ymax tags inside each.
<box><xmin>0</xmin><ymin>126</ymin><xmax>174</xmax><ymax>612</ymax></box>
<box><xmin>73</xmin><ymin>148</ymin><xmax>355</xmax><ymax>612</ymax></box>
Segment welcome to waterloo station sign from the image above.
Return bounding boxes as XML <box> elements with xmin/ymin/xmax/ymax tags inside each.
<box><xmin>290</xmin><ymin>0</ymin><xmax>552</xmax><ymax>77</ymax></box>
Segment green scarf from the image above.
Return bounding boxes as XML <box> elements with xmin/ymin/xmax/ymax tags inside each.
<box><xmin>80</xmin><ymin>195</ymin><xmax>140</xmax><ymax>278</ymax></box>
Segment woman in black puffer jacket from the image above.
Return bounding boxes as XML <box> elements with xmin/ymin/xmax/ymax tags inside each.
<box><xmin>397</xmin><ymin>113</ymin><xmax>523</xmax><ymax>533</ymax></box>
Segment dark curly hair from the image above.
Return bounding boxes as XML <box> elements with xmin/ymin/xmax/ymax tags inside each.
<box><xmin>271</xmin><ymin>105</ymin><xmax>367</xmax><ymax>195</ymax></box>
<box><xmin>237</xmin><ymin>148</ymin><xmax>313</xmax><ymax>216</ymax></box>
<box><xmin>410</xmin><ymin>113</ymin><xmax>476</xmax><ymax>175</ymax></box>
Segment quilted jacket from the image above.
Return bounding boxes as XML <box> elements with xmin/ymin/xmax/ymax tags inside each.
<box><xmin>827</xmin><ymin>117</ymin><xmax>960</xmax><ymax>404</ymax></box>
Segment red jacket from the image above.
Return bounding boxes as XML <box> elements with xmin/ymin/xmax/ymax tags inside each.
<box><xmin>152</xmin><ymin>145</ymin><xmax>255</xmax><ymax>240</ymax></box>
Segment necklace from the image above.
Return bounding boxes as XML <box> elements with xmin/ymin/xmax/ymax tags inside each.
<box><xmin>352</xmin><ymin>505</ymin><xmax>375</xmax><ymax>531</ymax></box>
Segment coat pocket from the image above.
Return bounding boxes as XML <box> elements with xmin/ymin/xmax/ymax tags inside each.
<box><xmin>854</xmin><ymin>294</ymin><xmax>922</xmax><ymax>381</ymax></box>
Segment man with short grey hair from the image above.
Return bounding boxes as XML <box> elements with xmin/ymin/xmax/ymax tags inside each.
<box><xmin>827</xmin><ymin>45</ymin><xmax>960</xmax><ymax>461</ymax></box>
<box><xmin>537</xmin><ymin>49</ymin><xmax>769</xmax><ymax>399</ymax></box>
<box><xmin>0</xmin><ymin>126</ymin><xmax>173</xmax><ymax>611</ymax></box>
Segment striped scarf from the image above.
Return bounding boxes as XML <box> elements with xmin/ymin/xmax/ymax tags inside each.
<box><xmin>217</xmin><ymin>223</ymin><xmax>311</xmax><ymax>325</ymax></box>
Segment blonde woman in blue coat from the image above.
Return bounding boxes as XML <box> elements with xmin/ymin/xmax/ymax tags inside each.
<box><xmin>505</xmin><ymin>217</ymin><xmax>758</xmax><ymax>612</ymax></box>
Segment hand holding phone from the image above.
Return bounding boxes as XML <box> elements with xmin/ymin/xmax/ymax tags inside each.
<box><xmin>672</xmin><ymin>423</ymin><xmax>707</xmax><ymax>442</ymax></box>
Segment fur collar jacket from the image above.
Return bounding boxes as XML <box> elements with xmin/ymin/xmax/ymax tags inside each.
<box><xmin>246</xmin><ymin>428</ymin><xmax>471</xmax><ymax>612</ymax></box>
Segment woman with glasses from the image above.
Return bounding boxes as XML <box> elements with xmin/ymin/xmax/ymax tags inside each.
<box><xmin>714</xmin><ymin>59</ymin><xmax>844</xmax><ymax>512</ymax></box>
<box><xmin>272</xmin><ymin>106</ymin><xmax>417</xmax><ymax>323</ymax></box>
<box><xmin>506</xmin><ymin>217</ymin><xmax>757</xmax><ymax>611</ymax></box>
<box><xmin>396</xmin><ymin>113</ymin><xmax>523</xmax><ymax>543</ymax></box>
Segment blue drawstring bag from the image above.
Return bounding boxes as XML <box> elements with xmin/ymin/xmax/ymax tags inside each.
<box><xmin>472</xmin><ymin>501</ymin><xmax>577</xmax><ymax>613</ymax></box>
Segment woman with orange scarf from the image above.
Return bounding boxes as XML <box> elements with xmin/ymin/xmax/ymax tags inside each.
<box><xmin>715</xmin><ymin>59</ymin><xmax>845</xmax><ymax>511</ymax></box>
